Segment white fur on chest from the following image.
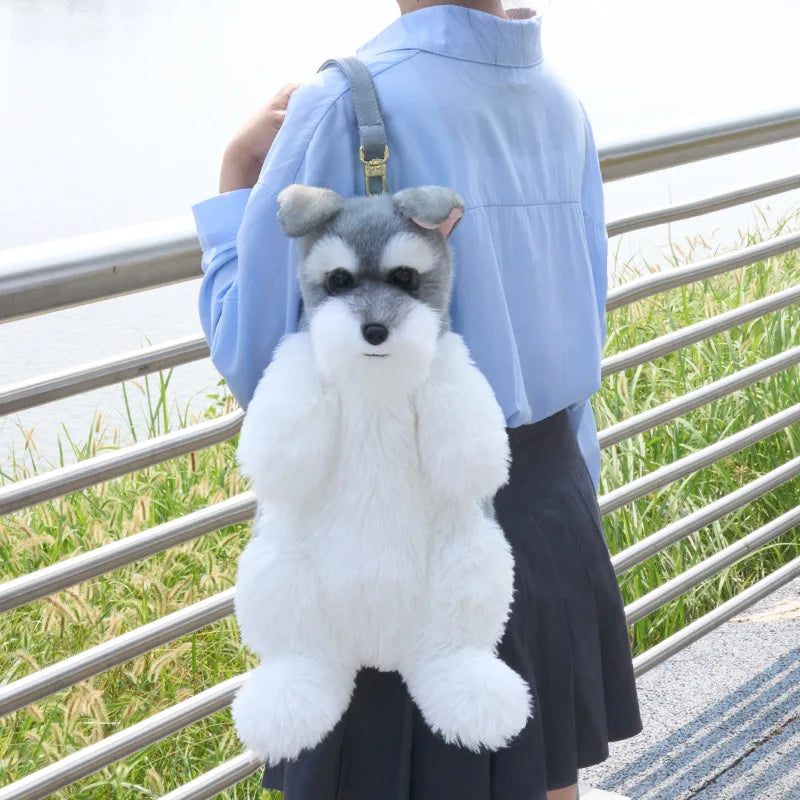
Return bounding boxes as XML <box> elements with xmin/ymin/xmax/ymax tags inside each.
<box><xmin>231</xmin><ymin>330</ymin><xmax>531</xmax><ymax>763</ymax></box>
<box><xmin>315</xmin><ymin>400</ymin><xmax>444</xmax><ymax>666</ymax></box>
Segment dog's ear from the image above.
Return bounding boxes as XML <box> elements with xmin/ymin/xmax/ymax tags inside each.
<box><xmin>392</xmin><ymin>186</ymin><xmax>465</xmax><ymax>239</ymax></box>
<box><xmin>277</xmin><ymin>184</ymin><xmax>345</xmax><ymax>238</ymax></box>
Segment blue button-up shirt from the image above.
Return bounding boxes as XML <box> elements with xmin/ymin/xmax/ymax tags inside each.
<box><xmin>191</xmin><ymin>5</ymin><xmax>608</xmax><ymax>487</ymax></box>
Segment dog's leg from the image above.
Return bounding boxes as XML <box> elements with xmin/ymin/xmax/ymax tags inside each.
<box><xmin>233</xmin><ymin>530</ymin><xmax>320</xmax><ymax>656</ymax></box>
<box><xmin>426</xmin><ymin>509</ymin><xmax>516</xmax><ymax>649</ymax></box>
<box><xmin>414</xmin><ymin>332</ymin><xmax>510</xmax><ymax>502</ymax></box>
<box><xmin>237</xmin><ymin>332</ymin><xmax>340</xmax><ymax>505</ymax></box>
<box><xmin>233</xmin><ymin>533</ymin><xmax>355</xmax><ymax>762</ymax></box>
<box><xmin>401</xmin><ymin>510</ymin><xmax>531</xmax><ymax>751</ymax></box>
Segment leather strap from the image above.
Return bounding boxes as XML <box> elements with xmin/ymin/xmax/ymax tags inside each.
<box><xmin>318</xmin><ymin>57</ymin><xmax>389</xmax><ymax>196</ymax></box>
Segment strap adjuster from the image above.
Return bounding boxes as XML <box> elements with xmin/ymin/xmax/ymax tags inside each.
<box><xmin>359</xmin><ymin>145</ymin><xmax>389</xmax><ymax>196</ymax></box>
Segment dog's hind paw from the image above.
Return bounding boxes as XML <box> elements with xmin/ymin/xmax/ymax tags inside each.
<box><xmin>231</xmin><ymin>657</ymin><xmax>355</xmax><ymax>764</ymax></box>
<box><xmin>406</xmin><ymin>648</ymin><xmax>532</xmax><ymax>752</ymax></box>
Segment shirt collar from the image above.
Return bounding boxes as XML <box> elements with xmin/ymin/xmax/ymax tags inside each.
<box><xmin>356</xmin><ymin>5</ymin><xmax>543</xmax><ymax>67</ymax></box>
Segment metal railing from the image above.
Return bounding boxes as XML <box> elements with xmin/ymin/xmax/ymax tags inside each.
<box><xmin>0</xmin><ymin>493</ymin><xmax>256</xmax><ymax>614</ymax></box>
<box><xmin>0</xmin><ymin>412</ymin><xmax>244</xmax><ymax>516</ymax></box>
<box><xmin>0</xmin><ymin>335</ymin><xmax>210</xmax><ymax>416</ymax></box>
<box><xmin>1</xmin><ymin>105</ymin><xmax>799</xmax><ymax>799</ymax></box>
<box><xmin>0</xmin><ymin>218</ymin><xmax>201</xmax><ymax>324</ymax></box>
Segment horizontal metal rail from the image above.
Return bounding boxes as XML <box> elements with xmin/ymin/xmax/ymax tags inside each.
<box><xmin>0</xmin><ymin>335</ymin><xmax>210</xmax><ymax>417</ymax></box>
<box><xmin>599</xmin><ymin>105</ymin><xmax>800</xmax><ymax>181</ymax></box>
<box><xmin>625</xmin><ymin>503</ymin><xmax>800</xmax><ymax>624</ymax></box>
<box><xmin>0</xmin><ymin>108</ymin><xmax>796</xmax><ymax>323</ymax></box>
<box><xmin>158</xmin><ymin>752</ymin><xmax>263</xmax><ymax>800</ymax></box>
<box><xmin>0</xmin><ymin>590</ymin><xmax>234</xmax><ymax>718</ymax></box>
<box><xmin>0</xmin><ymin>674</ymin><xmax>246</xmax><ymax>800</ymax></box>
<box><xmin>601</xmin><ymin>283</ymin><xmax>800</xmax><ymax>378</ymax></box>
<box><xmin>606</xmin><ymin>230</ymin><xmax>800</xmax><ymax>311</ymax></box>
<box><xmin>598</xmin><ymin>402</ymin><xmax>800</xmax><ymax>515</ymax></box>
<box><xmin>1</xmin><ymin>232</ymin><xmax>794</xmax><ymax>419</ymax></box>
<box><xmin>5</xmin><ymin>561</ymin><xmax>798</xmax><ymax>799</ymax></box>
<box><xmin>4</xmin><ymin>465</ymin><xmax>794</xmax><ymax>718</ymax></box>
<box><xmin>0</xmin><ymin>411</ymin><xmax>244</xmax><ymax>516</ymax></box>
<box><xmin>0</xmin><ymin>493</ymin><xmax>255</xmax><ymax>613</ymax></box>
<box><xmin>4</xmin><ymin>459</ymin><xmax>792</xmax><ymax>715</ymax></box>
<box><xmin>606</xmin><ymin>173</ymin><xmax>800</xmax><ymax>237</ymax></box>
<box><xmin>0</xmin><ymin>218</ymin><xmax>200</xmax><ymax>324</ymax></box>
<box><xmin>633</xmin><ymin>554</ymin><xmax>800</xmax><ymax>676</ymax></box>
<box><xmin>612</xmin><ymin>454</ymin><xmax>800</xmax><ymax>574</ymax></box>
<box><xmin>5</xmin><ymin>562</ymin><xmax>799</xmax><ymax>799</ymax></box>
<box><xmin>598</xmin><ymin>345</ymin><xmax>800</xmax><ymax>449</ymax></box>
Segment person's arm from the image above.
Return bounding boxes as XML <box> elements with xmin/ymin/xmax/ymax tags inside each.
<box><xmin>191</xmin><ymin>70</ymin><xmax>356</xmax><ymax>407</ymax></box>
<box><xmin>192</xmin><ymin>84</ymin><xmax>300</xmax><ymax>402</ymax></box>
<box><xmin>193</xmin><ymin>187</ymin><xmax>252</xmax><ymax>397</ymax></box>
<box><xmin>218</xmin><ymin>83</ymin><xmax>302</xmax><ymax>193</ymax></box>
<box><xmin>567</xmin><ymin>102</ymin><xmax>608</xmax><ymax>491</ymax></box>
<box><xmin>566</xmin><ymin>399</ymin><xmax>603</xmax><ymax>490</ymax></box>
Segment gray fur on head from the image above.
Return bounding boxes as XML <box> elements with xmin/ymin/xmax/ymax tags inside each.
<box><xmin>392</xmin><ymin>186</ymin><xmax>465</xmax><ymax>234</ymax></box>
<box><xmin>276</xmin><ymin>184</ymin><xmax>466</xmax><ymax>339</ymax></box>
<box><xmin>277</xmin><ymin>185</ymin><xmax>345</xmax><ymax>238</ymax></box>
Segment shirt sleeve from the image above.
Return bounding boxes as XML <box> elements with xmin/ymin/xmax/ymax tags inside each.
<box><xmin>192</xmin><ymin>187</ymin><xmax>252</xmax><ymax>251</ymax></box>
<box><xmin>570</xmin><ymin>103</ymin><xmax>607</xmax><ymax>492</ymax></box>
<box><xmin>566</xmin><ymin>399</ymin><xmax>602</xmax><ymax>491</ymax></box>
<box><xmin>192</xmin><ymin>188</ymin><xmax>251</xmax><ymax>364</ymax></box>
<box><xmin>191</xmin><ymin>68</ymin><xmax>358</xmax><ymax>408</ymax></box>
<box><xmin>579</xmin><ymin>101</ymin><xmax>609</xmax><ymax>349</ymax></box>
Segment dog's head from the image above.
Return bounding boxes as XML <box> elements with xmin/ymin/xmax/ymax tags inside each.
<box><xmin>276</xmin><ymin>184</ymin><xmax>464</xmax><ymax>396</ymax></box>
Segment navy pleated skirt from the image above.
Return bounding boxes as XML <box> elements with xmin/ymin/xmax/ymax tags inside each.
<box><xmin>261</xmin><ymin>408</ymin><xmax>643</xmax><ymax>798</ymax></box>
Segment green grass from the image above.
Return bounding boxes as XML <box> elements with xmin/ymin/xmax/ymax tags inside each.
<box><xmin>597</xmin><ymin>213</ymin><xmax>800</xmax><ymax>651</ymax></box>
<box><xmin>1</xmin><ymin>214</ymin><xmax>799</xmax><ymax>796</ymax></box>
<box><xmin>0</xmin><ymin>385</ymin><xmax>265</xmax><ymax>797</ymax></box>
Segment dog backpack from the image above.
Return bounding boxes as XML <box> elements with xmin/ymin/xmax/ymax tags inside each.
<box><xmin>229</xmin><ymin>56</ymin><xmax>530</xmax><ymax>764</ymax></box>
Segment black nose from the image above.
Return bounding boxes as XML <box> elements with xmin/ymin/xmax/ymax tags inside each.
<box><xmin>362</xmin><ymin>324</ymin><xmax>389</xmax><ymax>346</ymax></box>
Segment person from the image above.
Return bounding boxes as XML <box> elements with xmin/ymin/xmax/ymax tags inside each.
<box><xmin>191</xmin><ymin>2</ymin><xmax>643</xmax><ymax>798</ymax></box>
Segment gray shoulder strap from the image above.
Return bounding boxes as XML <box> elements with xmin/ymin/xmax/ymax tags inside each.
<box><xmin>318</xmin><ymin>56</ymin><xmax>389</xmax><ymax>196</ymax></box>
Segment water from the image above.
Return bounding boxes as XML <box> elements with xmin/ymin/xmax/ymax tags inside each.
<box><xmin>1</xmin><ymin>0</ymin><xmax>799</xmax><ymax>465</ymax></box>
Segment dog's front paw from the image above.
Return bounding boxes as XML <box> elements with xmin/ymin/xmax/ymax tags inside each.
<box><xmin>237</xmin><ymin>333</ymin><xmax>339</xmax><ymax>504</ymax></box>
<box><xmin>231</xmin><ymin>658</ymin><xmax>354</xmax><ymax>764</ymax></box>
<box><xmin>415</xmin><ymin>334</ymin><xmax>510</xmax><ymax>501</ymax></box>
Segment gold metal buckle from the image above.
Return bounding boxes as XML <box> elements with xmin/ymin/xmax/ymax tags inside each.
<box><xmin>359</xmin><ymin>145</ymin><xmax>389</xmax><ymax>196</ymax></box>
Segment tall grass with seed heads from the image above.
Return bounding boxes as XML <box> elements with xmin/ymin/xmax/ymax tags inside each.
<box><xmin>598</xmin><ymin>211</ymin><xmax>800</xmax><ymax>651</ymax></box>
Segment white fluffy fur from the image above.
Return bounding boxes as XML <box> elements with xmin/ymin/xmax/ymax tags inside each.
<box><xmin>233</xmin><ymin>328</ymin><xmax>531</xmax><ymax>763</ymax></box>
<box><xmin>308</xmin><ymin>297</ymin><xmax>440</xmax><ymax>400</ymax></box>
<box><xmin>302</xmin><ymin>235</ymin><xmax>359</xmax><ymax>282</ymax></box>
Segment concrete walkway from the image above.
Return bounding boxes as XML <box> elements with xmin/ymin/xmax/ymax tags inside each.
<box><xmin>581</xmin><ymin>577</ymin><xmax>800</xmax><ymax>799</ymax></box>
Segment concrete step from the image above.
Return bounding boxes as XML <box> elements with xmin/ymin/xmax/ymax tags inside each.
<box><xmin>580</xmin><ymin>782</ymin><xmax>631</xmax><ymax>799</ymax></box>
<box><xmin>691</xmin><ymin>715</ymin><xmax>800</xmax><ymax>799</ymax></box>
<box><xmin>580</xmin><ymin>576</ymin><xmax>800</xmax><ymax>799</ymax></box>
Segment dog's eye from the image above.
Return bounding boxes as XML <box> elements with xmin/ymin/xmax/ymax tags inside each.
<box><xmin>325</xmin><ymin>268</ymin><xmax>356</xmax><ymax>294</ymax></box>
<box><xmin>388</xmin><ymin>267</ymin><xmax>419</xmax><ymax>292</ymax></box>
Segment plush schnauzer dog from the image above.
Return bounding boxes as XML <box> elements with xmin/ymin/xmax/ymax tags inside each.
<box><xmin>231</xmin><ymin>184</ymin><xmax>531</xmax><ymax>763</ymax></box>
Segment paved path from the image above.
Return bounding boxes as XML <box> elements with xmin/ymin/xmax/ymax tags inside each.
<box><xmin>581</xmin><ymin>576</ymin><xmax>800</xmax><ymax>799</ymax></box>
